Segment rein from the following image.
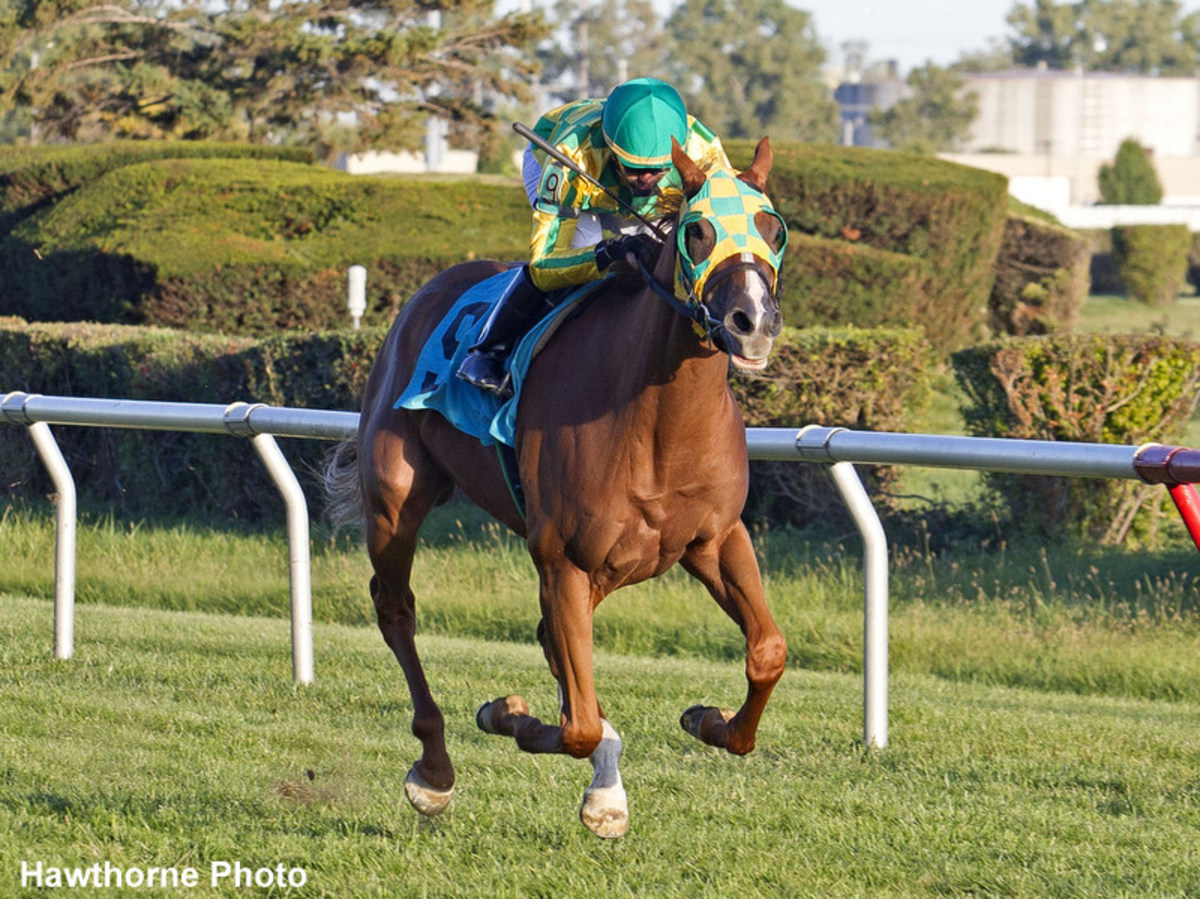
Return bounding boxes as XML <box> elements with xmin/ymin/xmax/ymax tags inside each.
<box><xmin>632</xmin><ymin>253</ymin><xmax>716</xmax><ymax>338</ymax></box>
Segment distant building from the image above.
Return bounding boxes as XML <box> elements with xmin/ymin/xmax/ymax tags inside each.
<box><xmin>831</xmin><ymin>61</ymin><xmax>1200</xmax><ymax>220</ymax></box>
<box><xmin>948</xmin><ymin>67</ymin><xmax>1200</xmax><ymax>211</ymax></box>
<box><xmin>832</xmin><ymin>42</ymin><xmax>909</xmax><ymax>148</ymax></box>
<box><xmin>961</xmin><ymin>67</ymin><xmax>1200</xmax><ymax>160</ymax></box>
<box><xmin>834</xmin><ymin>77</ymin><xmax>909</xmax><ymax>147</ymax></box>
<box><xmin>336</xmin><ymin>149</ymin><xmax>479</xmax><ymax>176</ymax></box>
<box><xmin>335</xmin><ymin>117</ymin><xmax>479</xmax><ymax>175</ymax></box>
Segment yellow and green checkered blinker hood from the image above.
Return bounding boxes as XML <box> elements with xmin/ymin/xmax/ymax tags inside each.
<box><xmin>676</xmin><ymin>171</ymin><xmax>788</xmax><ymax>301</ymax></box>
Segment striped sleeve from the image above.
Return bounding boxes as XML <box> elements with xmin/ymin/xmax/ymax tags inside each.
<box><xmin>527</xmin><ymin>204</ymin><xmax>605</xmax><ymax>290</ymax></box>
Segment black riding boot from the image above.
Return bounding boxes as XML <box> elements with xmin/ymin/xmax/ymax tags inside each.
<box><xmin>456</xmin><ymin>266</ymin><xmax>550</xmax><ymax>396</ymax></box>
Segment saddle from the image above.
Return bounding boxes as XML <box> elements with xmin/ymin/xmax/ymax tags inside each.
<box><xmin>395</xmin><ymin>267</ymin><xmax>602</xmax><ymax>444</ymax></box>
<box><xmin>394</xmin><ymin>268</ymin><xmax>601</xmax><ymax>510</ymax></box>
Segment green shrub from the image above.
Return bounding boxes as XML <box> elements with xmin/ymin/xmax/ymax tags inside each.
<box><xmin>0</xmin><ymin>320</ymin><xmax>933</xmax><ymax>528</ymax></box>
<box><xmin>989</xmin><ymin>214</ymin><xmax>1089</xmax><ymax>335</ymax></box>
<box><xmin>0</xmin><ymin>319</ymin><xmax>382</xmax><ymax>522</ymax></box>
<box><xmin>0</xmin><ymin>158</ymin><xmax>531</xmax><ymax>332</ymax></box>
<box><xmin>952</xmin><ymin>335</ymin><xmax>1200</xmax><ymax>546</ymax></box>
<box><xmin>778</xmin><ymin>233</ymin><xmax>934</xmax><ymax>331</ymax></box>
<box><xmin>728</xmin><ymin>139</ymin><xmax>1009</xmax><ymax>352</ymax></box>
<box><xmin>5</xmin><ymin>140</ymin><xmax>1012</xmax><ymax>350</ymax></box>
<box><xmin>1098</xmin><ymin>138</ymin><xmax>1163</xmax><ymax>206</ymax></box>
<box><xmin>733</xmin><ymin>325</ymin><xmax>934</xmax><ymax>529</ymax></box>
<box><xmin>0</xmin><ymin>140</ymin><xmax>313</xmax><ymax>236</ymax></box>
<box><xmin>1112</xmin><ymin>224</ymin><xmax>1191</xmax><ymax>306</ymax></box>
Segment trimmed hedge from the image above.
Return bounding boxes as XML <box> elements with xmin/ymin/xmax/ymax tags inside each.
<box><xmin>0</xmin><ymin>141</ymin><xmax>313</xmax><ymax>235</ymax></box>
<box><xmin>1111</xmin><ymin>224</ymin><xmax>1191</xmax><ymax>307</ymax></box>
<box><xmin>0</xmin><ymin>317</ymin><xmax>382</xmax><ymax>522</ymax></box>
<box><xmin>728</xmin><ymin>139</ymin><xmax>1009</xmax><ymax>351</ymax></box>
<box><xmin>0</xmin><ymin>319</ymin><xmax>932</xmax><ymax>528</ymax></box>
<box><xmin>5</xmin><ymin>140</ymin><xmax>1013</xmax><ymax>349</ymax></box>
<box><xmin>989</xmin><ymin>214</ymin><xmax>1089</xmax><ymax>336</ymax></box>
<box><xmin>778</xmin><ymin>233</ymin><xmax>934</xmax><ymax>331</ymax></box>
<box><xmin>952</xmin><ymin>335</ymin><xmax>1200</xmax><ymax>546</ymax></box>
<box><xmin>731</xmin><ymin>325</ymin><xmax>934</xmax><ymax>529</ymax></box>
<box><xmin>0</xmin><ymin>158</ymin><xmax>532</xmax><ymax>332</ymax></box>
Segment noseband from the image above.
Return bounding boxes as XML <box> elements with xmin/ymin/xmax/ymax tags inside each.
<box><xmin>633</xmin><ymin>247</ymin><xmax>778</xmax><ymax>349</ymax></box>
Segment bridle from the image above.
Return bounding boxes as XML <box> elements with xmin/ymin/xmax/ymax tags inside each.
<box><xmin>635</xmin><ymin>168</ymin><xmax>787</xmax><ymax>347</ymax></box>
<box><xmin>632</xmin><ymin>248</ymin><xmax>777</xmax><ymax>349</ymax></box>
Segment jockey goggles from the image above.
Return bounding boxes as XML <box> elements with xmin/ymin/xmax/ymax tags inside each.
<box><xmin>675</xmin><ymin>170</ymin><xmax>789</xmax><ymax>300</ymax></box>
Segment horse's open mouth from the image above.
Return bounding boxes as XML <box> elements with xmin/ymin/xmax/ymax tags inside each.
<box><xmin>731</xmin><ymin>354</ymin><xmax>769</xmax><ymax>372</ymax></box>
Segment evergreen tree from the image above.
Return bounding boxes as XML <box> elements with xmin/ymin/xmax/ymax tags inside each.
<box><xmin>1098</xmin><ymin>138</ymin><xmax>1164</xmax><ymax>204</ymax></box>
<box><xmin>0</xmin><ymin>0</ymin><xmax>547</xmax><ymax>155</ymax></box>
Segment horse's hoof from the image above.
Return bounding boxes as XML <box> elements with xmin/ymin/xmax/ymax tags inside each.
<box><xmin>580</xmin><ymin>786</ymin><xmax>629</xmax><ymax>839</ymax></box>
<box><xmin>679</xmin><ymin>705</ymin><xmax>735</xmax><ymax>747</ymax></box>
<box><xmin>580</xmin><ymin>718</ymin><xmax>628</xmax><ymax>838</ymax></box>
<box><xmin>475</xmin><ymin>695</ymin><xmax>529</xmax><ymax>735</ymax></box>
<box><xmin>404</xmin><ymin>767</ymin><xmax>453</xmax><ymax>817</ymax></box>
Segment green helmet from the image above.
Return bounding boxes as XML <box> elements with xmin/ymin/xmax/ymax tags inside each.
<box><xmin>601</xmin><ymin>78</ymin><xmax>688</xmax><ymax>170</ymax></box>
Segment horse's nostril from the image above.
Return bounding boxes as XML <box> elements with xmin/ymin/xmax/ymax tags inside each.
<box><xmin>730</xmin><ymin>311</ymin><xmax>753</xmax><ymax>334</ymax></box>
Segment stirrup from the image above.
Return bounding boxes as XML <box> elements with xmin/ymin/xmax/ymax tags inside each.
<box><xmin>457</xmin><ymin>350</ymin><xmax>513</xmax><ymax>397</ymax></box>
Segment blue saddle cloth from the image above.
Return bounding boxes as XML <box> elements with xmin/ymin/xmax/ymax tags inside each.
<box><xmin>394</xmin><ymin>269</ymin><xmax>595</xmax><ymax>447</ymax></box>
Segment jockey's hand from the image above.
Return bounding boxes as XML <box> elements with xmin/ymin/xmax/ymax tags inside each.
<box><xmin>594</xmin><ymin>234</ymin><xmax>659</xmax><ymax>271</ymax></box>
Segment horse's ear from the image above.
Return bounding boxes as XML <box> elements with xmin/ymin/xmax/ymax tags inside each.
<box><xmin>738</xmin><ymin>137</ymin><xmax>773</xmax><ymax>193</ymax></box>
<box><xmin>672</xmin><ymin>137</ymin><xmax>707</xmax><ymax>197</ymax></box>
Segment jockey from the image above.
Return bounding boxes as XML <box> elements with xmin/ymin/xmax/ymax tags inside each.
<box><xmin>456</xmin><ymin>76</ymin><xmax>733</xmax><ymax>395</ymax></box>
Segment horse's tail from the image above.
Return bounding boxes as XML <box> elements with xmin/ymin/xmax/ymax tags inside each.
<box><xmin>321</xmin><ymin>439</ymin><xmax>363</xmax><ymax>534</ymax></box>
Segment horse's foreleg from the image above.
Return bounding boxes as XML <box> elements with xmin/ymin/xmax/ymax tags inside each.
<box><xmin>534</xmin><ymin>557</ymin><xmax>605</xmax><ymax>758</ymax></box>
<box><xmin>580</xmin><ymin>718</ymin><xmax>628</xmax><ymax>838</ymax></box>
<box><xmin>475</xmin><ymin>555</ymin><xmax>623</xmax><ymax>835</ymax></box>
<box><xmin>681</xmin><ymin>522</ymin><xmax>787</xmax><ymax>755</ymax></box>
<box><xmin>475</xmin><ymin>698</ymin><xmax>628</xmax><ymax>839</ymax></box>
<box><xmin>474</xmin><ymin>571</ymin><xmax>603</xmax><ymax>757</ymax></box>
<box><xmin>539</xmin><ymin>562</ymin><xmax>628</xmax><ymax>835</ymax></box>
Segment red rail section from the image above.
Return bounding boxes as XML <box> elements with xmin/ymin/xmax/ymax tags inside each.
<box><xmin>1134</xmin><ymin>444</ymin><xmax>1200</xmax><ymax>551</ymax></box>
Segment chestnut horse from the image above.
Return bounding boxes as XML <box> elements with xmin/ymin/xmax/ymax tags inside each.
<box><xmin>324</xmin><ymin>138</ymin><xmax>788</xmax><ymax>838</ymax></box>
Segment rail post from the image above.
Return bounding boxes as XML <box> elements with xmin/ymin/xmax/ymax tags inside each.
<box><xmin>28</xmin><ymin>422</ymin><xmax>77</xmax><ymax>660</ymax></box>
<box><xmin>224</xmin><ymin>402</ymin><xmax>315</xmax><ymax>685</ymax></box>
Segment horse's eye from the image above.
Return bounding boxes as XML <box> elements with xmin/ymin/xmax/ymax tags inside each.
<box><xmin>755</xmin><ymin>211</ymin><xmax>786</xmax><ymax>253</ymax></box>
<box><xmin>685</xmin><ymin>220</ymin><xmax>715</xmax><ymax>263</ymax></box>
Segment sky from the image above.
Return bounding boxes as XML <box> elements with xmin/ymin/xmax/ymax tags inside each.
<box><xmin>798</xmin><ymin>0</ymin><xmax>1200</xmax><ymax>74</ymax></box>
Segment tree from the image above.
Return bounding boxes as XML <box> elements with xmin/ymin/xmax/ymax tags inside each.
<box><xmin>1006</xmin><ymin>0</ymin><xmax>1200</xmax><ymax>74</ymax></box>
<box><xmin>536</xmin><ymin>0</ymin><xmax>666</xmax><ymax>98</ymax></box>
<box><xmin>0</xmin><ymin>0</ymin><xmax>548</xmax><ymax>155</ymax></box>
<box><xmin>1098</xmin><ymin>137</ymin><xmax>1163</xmax><ymax>203</ymax></box>
<box><xmin>954</xmin><ymin>40</ymin><xmax>1019</xmax><ymax>73</ymax></box>
<box><xmin>870</xmin><ymin>64</ymin><xmax>979</xmax><ymax>155</ymax></box>
<box><xmin>661</xmin><ymin>0</ymin><xmax>839</xmax><ymax>144</ymax></box>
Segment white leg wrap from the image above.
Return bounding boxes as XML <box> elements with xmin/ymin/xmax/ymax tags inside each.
<box><xmin>579</xmin><ymin>719</ymin><xmax>629</xmax><ymax>838</ymax></box>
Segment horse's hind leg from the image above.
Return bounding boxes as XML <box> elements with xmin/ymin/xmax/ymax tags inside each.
<box><xmin>680</xmin><ymin>521</ymin><xmax>787</xmax><ymax>755</ymax></box>
<box><xmin>363</xmin><ymin>432</ymin><xmax>456</xmax><ymax>816</ymax></box>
